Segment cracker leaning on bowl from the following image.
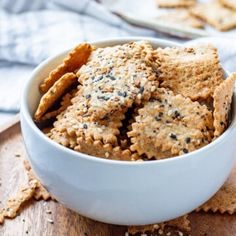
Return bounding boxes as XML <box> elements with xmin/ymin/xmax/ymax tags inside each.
<box><xmin>34</xmin><ymin>41</ymin><xmax>235</xmax><ymax>162</ymax></box>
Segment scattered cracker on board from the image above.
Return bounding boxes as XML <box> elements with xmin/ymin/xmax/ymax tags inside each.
<box><xmin>0</xmin><ymin>180</ymin><xmax>37</xmax><ymax>224</ymax></box>
<box><xmin>190</xmin><ymin>2</ymin><xmax>236</xmax><ymax>31</ymax></box>
<box><xmin>128</xmin><ymin>214</ymin><xmax>190</xmax><ymax>235</ymax></box>
<box><xmin>40</xmin><ymin>43</ymin><xmax>92</xmax><ymax>93</ymax></box>
<box><xmin>155</xmin><ymin>45</ymin><xmax>224</xmax><ymax>100</ymax></box>
<box><xmin>156</xmin><ymin>9</ymin><xmax>204</xmax><ymax>29</ymax></box>
<box><xmin>128</xmin><ymin>88</ymin><xmax>213</xmax><ymax>159</ymax></box>
<box><xmin>213</xmin><ymin>73</ymin><xmax>235</xmax><ymax>137</ymax></box>
<box><xmin>196</xmin><ymin>163</ymin><xmax>236</xmax><ymax>214</ymax></box>
<box><xmin>220</xmin><ymin>0</ymin><xmax>236</xmax><ymax>11</ymax></box>
<box><xmin>156</xmin><ymin>0</ymin><xmax>195</xmax><ymax>8</ymax></box>
<box><xmin>77</xmin><ymin>41</ymin><xmax>159</xmax><ymax>121</ymax></box>
<box><xmin>34</xmin><ymin>72</ymin><xmax>77</xmax><ymax>121</ymax></box>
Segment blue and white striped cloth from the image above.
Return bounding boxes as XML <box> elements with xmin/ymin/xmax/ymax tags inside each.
<box><xmin>0</xmin><ymin>0</ymin><xmax>236</xmax><ymax>124</ymax></box>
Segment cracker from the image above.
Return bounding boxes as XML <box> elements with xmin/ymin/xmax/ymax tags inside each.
<box><xmin>156</xmin><ymin>9</ymin><xmax>204</xmax><ymax>28</ymax></box>
<box><xmin>34</xmin><ymin>72</ymin><xmax>77</xmax><ymax>121</ymax></box>
<box><xmin>190</xmin><ymin>2</ymin><xmax>236</xmax><ymax>31</ymax></box>
<box><xmin>0</xmin><ymin>180</ymin><xmax>37</xmax><ymax>224</ymax></box>
<box><xmin>220</xmin><ymin>0</ymin><xmax>236</xmax><ymax>11</ymax></box>
<box><xmin>156</xmin><ymin>45</ymin><xmax>224</xmax><ymax>100</ymax></box>
<box><xmin>77</xmin><ymin>41</ymin><xmax>159</xmax><ymax>121</ymax></box>
<box><xmin>48</xmin><ymin>88</ymin><xmax>125</xmax><ymax>146</ymax></box>
<box><xmin>156</xmin><ymin>0</ymin><xmax>195</xmax><ymax>8</ymax></box>
<box><xmin>40</xmin><ymin>43</ymin><xmax>92</xmax><ymax>93</ymax></box>
<box><xmin>213</xmin><ymin>73</ymin><xmax>235</xmax><ymax>137</ymax></box>
<box><xmin>75</xmin><ymin>137</ymin><xmax>133</xmax><ymax>161</ymax></box>
<box><xmin>196</xmin><ymin>163</ymin><xmax>236</xmax><ymax>214</ymax></box>
<box><xmin>128</xmin><ymin>88</ymin><xmax>213</xmax><ymax>159</ymax></box>
<box><xmin>40</xmin><ymin>89</ymin><xmax>76</xmax><ymax>122</ymax></box>
<box><xmin>128</xmin><ymin>214</ymin><xmax>190</xmax><ymax>235</ymax></box>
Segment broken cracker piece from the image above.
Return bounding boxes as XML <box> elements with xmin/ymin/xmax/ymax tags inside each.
<box><xmin>156</xmin><ymin>45</ymin><xmax>224</xmax><ymax>100</ymax></box>
<box><xmin>156</xmin><ymin>9</ymin><xmax>204</xmax><ymax>29</ymax></box>
<box><xmin>34</xmin><ymin>72</ymin><xmax>77</xmax><ymax>121</ymax></box>
<box><xmin>196</xmin><ymin>163</ymin><xmax>236</xmax><ymax>214</ymax></box>
<box><xmin>128</xmin><ymin>214</ymin><xmax>190</xmax><ymax>235</ymax></box>
<box><xmin>213</xmin><ymin>73</ymin><xmax>235</xmax><ymax>137</ymax></box>
<box><xmin>191</xmin><ymin>2</ymin><xmax>236</xmax><ymax>31</ymax></box>
<box><xmin>156</xmin><ymin>0</ymin><xmax>195</xmax><ymax>8</ymax></box>
<box><xmin>40</xmin><ymin>43</ymin><xmax>92</xmax><ymax>93</ymax></box>
<box><xmin>77</xmin><ymin>41</ymin><xmax>159</xmax><ymax>121</ymax></box>
<box><xmin>0</xmin><ymin>181</ymin><xmax>37</xmax><ymax>224</ymax></box>
<box><xmin>128</xmin><ymin>88</ymin><xmax>213</xmax><ymax>159</ymax></box>
<box><xmin>220</xmin><ymin>0</ymin><xmax>236</xmax><ymax>11</ymax></box>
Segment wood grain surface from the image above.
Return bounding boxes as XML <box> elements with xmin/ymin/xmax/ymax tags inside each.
<box><xmin>0</xmin><ymin>122</ymin><xmax>236</xmax><ymax>236</ymax></box>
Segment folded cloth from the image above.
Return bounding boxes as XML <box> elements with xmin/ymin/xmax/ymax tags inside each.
<box><xmin>0</xmin><ymin>0</ymin><xmax>235</xmax><ymax>117</ymax></box>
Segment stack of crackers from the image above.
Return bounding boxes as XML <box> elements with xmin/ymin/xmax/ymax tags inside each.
<box><xmin>34</xmin><ymin>41</ymin><xmax>235</xmax><ymax>161</ymax></box>
<box><xmin>156</xmin><ymin>0</ymin><xmax>236</xmax><ymax>31</ymax></box>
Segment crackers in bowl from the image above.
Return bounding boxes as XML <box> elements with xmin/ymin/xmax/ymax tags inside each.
<box><xmin>34</xmin><ymin>41</ymin><xmax>235</xmax><ymax>161</ymax></box>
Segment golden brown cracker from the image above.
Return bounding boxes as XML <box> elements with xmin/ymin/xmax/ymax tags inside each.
<box><xmin>77</xmin><ymin>41</ymin><xmax>159</xmax><ymax>121</ymax></box>
<box><xmin>128</xmin><ymin>88</ymin><xmax>213</xmax><ymax>159</ymax></box>
<box><xmin>128</xmin><ymin>215</ymin><xmax>190</xmax><ymax>235</ymax></box>
<box><xmin>156</xmin><ymin>0</ymin><xmax>195</xmax><ymax>8</ymax></box>
<box><xmin>34</xmin><ymin>72</ymin><xmax>77</xmax><ymax>121</ymax></box>
<box><xmin>49</xmin><ymin>87</ymin><xmax>125</xmax><ymax>146</ymax></box>
<box><xmin>220</xmin><ymin>0</ymin><xmax>236</xmax><ymax>11</ymax></box>
<box><xmin>157</xmin><ymin>9</ymin><xmax>204</xmax><ymax>28</ymax></box>
<box><xmin>0</xmin><ymin>181</ymin><xmax>37</xmax><ymax>224</ymax></box>
<box><xmin>196</xmin><ymin>164</ymin><xmax>236</xmax><ymax>215</ymax></box>
<box><xmin>40</xmin><ymin>43</ymin><xmax>92</xmax><ymax>93</ymax></box>
<box><xmin>191</xmin><ymin>2</ymin><xmax>236</xmax><ymax>31</ymax></box>
<box><xmin>156</xmin><ymin>45</ymin><xmax>224</xmax><ymax>100</ymax></box>
<box><xmin>213</xmin><ymin>73</ymin><xmax>235</xmax><ymax>137</ymax></box>
<box><xmin>75</xmin><ymin>137</ymin><xmax>132</xmax><ymax>161</ymax></box>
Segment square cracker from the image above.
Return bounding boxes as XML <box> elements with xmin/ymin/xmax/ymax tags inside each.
<box><xmin>128</xmin><ymin>214</ymin><xmax>190</xmax><ymax>235</ymax></box>
<box><xmin>213</xmin><ymin>73</ymin><xmax>235</xmax><ymax>137</ymax></box>
<box><xmin>191</xmin><ymin>2</ymin><xmax>236</xmax><ymax>31</ymax></box>
<box><xmin>156</xmin><ymin>0</ymin><xmax>195</xmax><ymax>8</ymax></box>
<box><xmin>196</xmin><ymin>163</ymin><xmax>236</xmax><ymax>214</ymax></box>
<box><xmin>156</xmin><ymin>45</ymin><xmax>224</xmax><ymax>100</ymax></box>
<box><xmin>220</xmin><ymin>0</ymin><xmax>236</xmax><ymax>11</ymax></box>
<box><xmin>156</xmin><ymin>9</ymin><xmax>204</xmax><ymax>29</ymax></box>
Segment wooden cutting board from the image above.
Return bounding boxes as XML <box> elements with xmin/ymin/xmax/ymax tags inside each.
<box><xmin>0</xmin><ymin>117</ymin><xmax>236</xmax><ymax>236</ymax></box>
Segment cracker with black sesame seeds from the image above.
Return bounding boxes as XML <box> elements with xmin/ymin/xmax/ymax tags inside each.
<box><xmin>156</xmin><ymin>0</ymin><xmax>195</xmax><ymax>8</ymax></box>
<box><xmin>128</xmin><ymin>88</ymin><xmax>213</xmax><ymax>159</ymax></box>
<box><xmin>190</xmin><ymin>2</ymin><xmax>236</xmax><ymax>31</ymax></box>
<box><xmin>0</xmin><ymin>180</ymin><xmax>37</xmax><ymax>224</ymax></box>
<box><xmin>156</xmin><ymin>9</ymin><xmax>204</xmax><ymax>29</ymax></box>
<box><xmin>128</xmin><ymin>214</ymin><xmax>190</xmax><ymax>235</ymax></box>
<box><xmin>196</xmin><ymin>163</ymin><xmax>236</xmax><ymax>214</ymax></box>
<box><xmin>75</xmin><ymin>137</ymin><xmax>133</xmax><ymax>161</ymax></box>
<box><xmin>220</xmin><ymin>0</ymin><xmax>236</xmax><ymax>11</ymax></box>
<box><xmin>34</xmin><ymin>73</ymin><xmax>77</xmax><ymax>121</ymax></box>
<box><xmin>213</xmin><ymin>73</ymin><xmax>235</xmax><ymax>137</ymax></box>
<box><xmin>40</xmin><ymin>43</ymin><xmax>92</xmax><ymax>93</ymax></box>
<box><xmin>48</xmin><ymin>88</ymin><xmax>125</xmax><ymax>147</ymax></box>
<box><xmin>77</xmin><ymin>41</ymin><xmax>159</xmax><ymax>121</ymax></box>
<box><xmin>155</xmin><ymin>45</ymin><xmax>224</xmax><ymax>100</ymax></box>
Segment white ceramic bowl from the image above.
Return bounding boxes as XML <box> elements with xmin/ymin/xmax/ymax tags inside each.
<box><xmin>21</xmin><ymin>37</ymin><xmax>236</xmax><ymax>225</ymax></box>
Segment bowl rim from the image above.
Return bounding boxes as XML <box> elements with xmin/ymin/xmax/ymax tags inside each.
<box><xmin>21</xmin><ymin>36</ymin><xmax>236</xmax><ymax>166</ymax></box>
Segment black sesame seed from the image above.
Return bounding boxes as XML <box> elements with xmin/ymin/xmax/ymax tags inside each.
<box><xmin>220</xmin><ymin>121</ymin><xmax>225</xmax><ymax>126</ymax></box>
<box><xmin>93</xmin><ymin>76</ymin><xmax>103</xmax><ymax>83</ymax></box>
<box><xmin>118</xmin><ymin>91</ymin><xmax>127</xmax><ymax>97</ymax></box>
<box><xmin>85</xmin><ymin>94</ymin><xmax>91</xmax><ymax>99</ymax></box>
<box><xmin>185</xmin><ymin>137</ymin><xmax>191</xmax><ymax>143</ymax></box>
<box><xmin>155</xmin><ymin>117</ymin><xmax>161</xmax><ymax>121</ymax></box>
<box><xmin>170</xmin><ymin>133</ymin><xmax>177</xmax><ymax>140</ymax></box>
<box><xmin>139</xmin><ymin>86</ymin><xmax>144</xmax><ymax>94</ymax></box>
<box><xmin>97</xmin><ymin>96</ymin><xmax>110</xmax><ymax>101</ymax></box>
<box><xmin>159</xmin><ymin>112</ymin><xmax>163</xmax><ymax>117</ymax></box>
<box><xmin>83</xmin><ymin>124</ymin><xmax>88</xmax><ymax>129</ymax></box>
<box><xmin>107</xmin><ymin>75</ymin><xmax>116</xmax><ymax>81</ymax></box>
<box><xmin>183</xmin><ymin>148</ymin><xmax>189</xmax><ymax>153</ymax></box>
<box><xmin>172</xmin><ymin>110</ymin><xmax>181</xmax><ymax>119</ymax></box>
